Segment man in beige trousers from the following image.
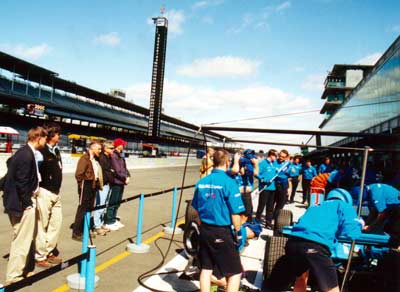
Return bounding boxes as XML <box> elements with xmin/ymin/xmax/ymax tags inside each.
<box><xmin>2</xmin><ymin>127</ymin><xmax>47</xmax><ymax>284</ymax></box>
<box><xmin>35</xmin><ymin>123</ymin><xmax>63</xmax><ymax>268</ymax></box>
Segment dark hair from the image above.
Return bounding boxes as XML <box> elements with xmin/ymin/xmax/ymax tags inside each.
<box><xmin>213</xmin><ymin>148</ymin><xmax>230</xmax><ymax>167</ymax></box>
<box><xmin>27</xmin><ymin>126</ymin><xmax>47</xmax><ymax>142</ymax></box>
<box><xmin>43</xmin><ymin>122</ymin><xmax>61</xmax><ymax>141</ymax></box>
<box><xmin>268</xmin><ymin>149</ymin><xmax>278</xmax><ymax>157</ymax></box>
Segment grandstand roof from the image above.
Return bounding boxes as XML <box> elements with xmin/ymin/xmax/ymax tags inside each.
<box><xmin>0</xmin><ymin>51</ymin><xmax>225</xmax><ymax>140</ymax></box>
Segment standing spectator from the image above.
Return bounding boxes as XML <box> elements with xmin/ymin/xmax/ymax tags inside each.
<box><xmin>3</xmin><ymin>127</ymin><xmax>47</xmax><ymax>284</ymax></box>
<box><xmin>191</xmin><ymin>149</ymin><xmax>245</xmax><ymax>292</ymax></box>
<box><xmin>274</xmin><ymin>150</ymin><xmax>290</xmax><ymax>218</ymax></box>
<box><xmin>289</xmin><ymin>156</ymin><xmax>302</xmax><ymax>203</ymax></box>
<box><xmin>72</xmin><ymin>142</ymin><xmax>103</xmax><ymax>240</ymax></box>
<box><xmin>301</xmin><ymin>159</ymin><xmax>317</xmax><ymax>204</ymax></box>
<box><xmin>199</xmin><ymin>147</ymin><xmax>214</xmax><ymax>178</ymax></box>
<box><xmin>35</xmin><ymin>123</ymin><xmax>63</xmax><ymax>268</ymax></box>
<box><xmin>105</xmin><ymin>138</ymin><xmax>130</xmax><ymax>231</ymax></box>
<box><xmin>318</xmin><ymin>156</ymin><xmax>333</xmax><ymax>174</ymax></box>
<box><xmin>255</xmin><ymin>149</ymin><xmax>278</xmax><ymax>229</ymax></box>
<box><xmin>93</xmin><ymin>141</ymin><xmax>114</xmax><ymax>235</ymax></box>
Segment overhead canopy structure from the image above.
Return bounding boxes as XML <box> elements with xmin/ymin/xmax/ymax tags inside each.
<box><xmin>0</xmin><ymin>126</ymin><xmax>19</xmax><ymax>135</ymax></box>
<box><xmin>0</xmin><ymin>51</ymin><xmax>226</xmax><ymax>141</ymax></box>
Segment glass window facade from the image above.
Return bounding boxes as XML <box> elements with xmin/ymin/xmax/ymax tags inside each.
<box><xmin>322</xmin><ymin>41</ymin><xmax>400</xmax><ymax>145</ymax></box>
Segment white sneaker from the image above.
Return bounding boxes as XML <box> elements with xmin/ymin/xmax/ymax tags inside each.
<box><xmin>114</xmin><ymin>221</ymin><xmax>125</xmax><ymax>228</ymax></box>
<box><xmin>104</xmin><ymin>223</ymin><xmax>119</xmax><ymax>231</ymax></box>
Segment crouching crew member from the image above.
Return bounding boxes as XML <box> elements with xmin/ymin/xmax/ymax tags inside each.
<box><xmin>363</xmin><ymin>183</ymin><xmax>400</xmax><ymax>248</ymax></box>
<box><xmin>266</xmin><ymin>189</ymin><xmax>363</xmax><ymax>292</ymax></box>
<box><xmin>191</xmin><ymin>148</ymin><xmax>245</xmax><ymax>292</ymax></box>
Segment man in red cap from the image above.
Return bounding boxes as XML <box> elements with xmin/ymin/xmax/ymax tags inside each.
<box><xmin>104</xmin><ymin>138</ymin><xmax>130</xmax><ymax>231</ymax></box>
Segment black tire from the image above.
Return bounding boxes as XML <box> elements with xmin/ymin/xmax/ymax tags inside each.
<box><xmin>377</xmin><ymin>249</ymin><xmax>400</xmax><ymax>291</ymax></box>
<box><xmin>183</xmin><ymin>220</ymin><xmax>200</xmax><ymax>257</ymax></box>
<box><xmin>263</xmin><ymin>236</ymin><xmax>288</xmax><ymax>287</ymax></box>
<box><xmin>185</xmin><ymin>199</ymin><xmax>198</xmax><ymax>229</ymax></box>
<box><xmin>273</xmin><ymin>209</ymin><xmax>293</xmax><ymax>236</ymax></box>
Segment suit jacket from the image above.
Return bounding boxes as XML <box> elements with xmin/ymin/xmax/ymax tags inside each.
<box><xmin>3</xmin><ymin>144</ymin><xmax>38</xmax><ymax>216</ymax></box>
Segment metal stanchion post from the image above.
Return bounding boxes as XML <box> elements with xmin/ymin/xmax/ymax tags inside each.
<box><xmin>164</xmin><ymin>186</ymin><xmax>182</xmax><ymax>235</ymax></box>
<box><xmin>126</xmin><ymin>194</ymin><xmax>150</xmax><ymax>253</ymax></box>
<box><xmin>67</xmin><ymin>211</ymin><xmax>93</xmax><ymax>289</ymax></box>
<box><xmin>85</xmin><ymin>245</ymin><xmax>99</xmax><ymax>292</ymax></box>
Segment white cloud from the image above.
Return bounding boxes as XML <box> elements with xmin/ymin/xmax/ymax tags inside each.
<box><xmin>276</xmin><ymin>1</ymin><xmax>291</xmax><ymax>12</ymax></box>
<box><xmin>164</xmin><ymin>9</ymin><xmax>185</xmax><ymax>35</ymax></box>
<box><xmin>0</xmin><ymin>43</ymin><xmax>52</xmax><ymax>60</ymax></box>
<box><xmin>202</xmin><ymin>16</ymin><xmax>214</xmax><ymax>24</ymax></box>
<box><xmin>93</xmin><ymin>32</ymin><xmax>121</xmax><ymax>47</ymax></box>
<box><xmin>301</xmin><ymin>74</ymin><xmax>326</xmax><ymax>92</ymax></box>
<box><xmin>177</xmin><ymin>56</ymin><xmax>261</xmax><ymax>78</ymax></box>
<box><xmin>355</xmin><ymin>52</ymin><xmax>382</xmax><ymax>65</ymax></box>
<box><xmin>192</xmin><ymin>0</ymin><xmax>224</xmax><ymax>10</ymax></box>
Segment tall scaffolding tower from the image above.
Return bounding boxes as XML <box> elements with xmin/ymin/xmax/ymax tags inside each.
<box><xmin>147</xmin><ymin>14</ymin><xmax>168</xmax><ymax>137</ymax></box>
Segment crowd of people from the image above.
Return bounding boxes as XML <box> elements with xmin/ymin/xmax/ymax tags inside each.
<box><xmin>0</xmin><ymin>124</ymin><xmax>130</xmax><ymax>285</ymax></box>
<box><xmin>194</xmin><ymin>147</ymin><xmax>399</xmax><ymax>292</ymax></box>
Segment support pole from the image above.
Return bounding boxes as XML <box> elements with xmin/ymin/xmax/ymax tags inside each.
<box><xmin>341</xmin><ymin>146</ymin><xmax>370</xmax><ymax>291</ymax></box>
<box><xmin>85</xmin><ymin>245</ymin><xmax>97</xmax><ymax>292</ymax></box>
<box><xmin>67</xmin><ymin>212</ymin><xmax>93</xmax><ymax>289</ymax></box>
<box><xmin>126</xmin><ymin>194</ymin><xmax>150</xmax><ymax>253</ymax></box>
<box><xmin>164</xmin><ymin>186</ymin><xmax>182</xmax><ymax>235</ymax></box>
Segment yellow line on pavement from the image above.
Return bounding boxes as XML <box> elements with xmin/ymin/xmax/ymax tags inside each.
<box><xmin>52</xmin><ymin>220</ymin><xmax>185</xmax><ymax>292</ymax></box>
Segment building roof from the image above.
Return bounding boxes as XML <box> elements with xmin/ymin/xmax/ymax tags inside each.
<box><xmin>329</xmin><ymin>64</ymin><xmax>374</xmax><ymax>77</ymax></box>
<box><xmin>0</xmin><ymin>50</ymin><xmax>226</xmax><ymax>140</ymax></box>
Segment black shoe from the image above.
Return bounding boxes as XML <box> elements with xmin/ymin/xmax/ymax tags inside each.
<box><xmin>72</xmin><ymin>234</ymin><xmax>82</xmax><ymax>241</ymax></box>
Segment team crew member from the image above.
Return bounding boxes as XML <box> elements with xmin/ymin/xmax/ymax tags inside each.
<box><xmin>274</xmin><ymin>150</ymin><xmax>290</xmax><ymax>217</ymax></box>
<box><xmin>200</xmin><ymin>147</ymin><xmax>215</xmax><ymax>178</ymax></box>
<box><xmin>266</xmin><ymin>189</ymin><xmax>363</xmax><ymax>292</ymax></box>
<box><xmin>289</xmin><ymin>156</ymin><xmax>302</xmax><ymax>203</ymax></box>
<box><xmin>363</xmin><ymin>183</ymin><xmax>400</xmax><ymax>247</ymax></box>
<box><xmin>255</xmin><ymin>149</ymin><xmax>278</xmax><ymax>229</ymax></box>
<box><xmin>35</xmin><ymin>123</ymin><xmax>63</xmax><ymax>267</ymax></box>
<box><xmin>301</xmin><ymin>160</ymin><xmax>317</xmax><ymax>204</ymax></box>
<box><xmin>191</xmin><ymin>149</ymin><xmax>245</xmax><ymax>292</ymax></box>
<box><xmin>238</xmin><ymin>149</ymin><xmax>258</xmax><ymax>221</ymax></box>
<box><xmin>318</xmin><ymin>157</ymin><xmax>333</xmax><ymax>174</ymax></box>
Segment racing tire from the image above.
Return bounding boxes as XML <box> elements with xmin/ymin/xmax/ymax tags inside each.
<box><xmin>273</xmin><ymin>209</ymin><xmax>293</xmax><ymax>236</ymax></box>
<box><xmin>183</xmin><ymin>220</ymin><xmax>200</xmax><ymax>258</ymax></box>
<box><xmin>262</xmin><ymin>236</ymin><xmax>288</xmax><ymax>289</ymax></box>
<box><xmin>185</xmin><ymin>200</ymin><xmax>199</xmax><ymax>229</ymax></box>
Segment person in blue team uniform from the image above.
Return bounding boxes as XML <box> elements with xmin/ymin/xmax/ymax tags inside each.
<box><xmin>274</xmin><ymin>149</ymin><xmax>291</xmax><ymax>218</ymax></box>
<box><xmin>289</xmin><ymin>156</ymin><xmax>302</xmax><ymax>203</ymax></box>
<box><xmin>238</xmin><ymin>149</ymin><xmax>258</xmax><ymax>221</ymax></box>
<box><xmin>363</xmin><ymin>183</ymin><xmax>400</xmax><ymax>247</ymax></box>
<box><xmin>266</xmin><ymin>189</ymin><xmax>363</xmax><ymax>292</ymax></box>
<box><xmin>191</xmin><ymin>149</ymin><xmax>245</xmax><ymax>292</ymax></box>
<box><xmin>255</xmin><ymin>149</ymin><xmax>278</xmax><ymax>229</ymax></box>
<box><xmin>318</xmin><ymin>157</ymin><xmax>333</xmax><ymax>174</ymax></box>
<box><xmin>301</xmin><ymin>160</ymin><xmax>318</xmax><ymax>204</ymax></box>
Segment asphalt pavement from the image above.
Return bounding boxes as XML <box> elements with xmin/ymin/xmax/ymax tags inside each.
<box><xmin>0</xmin><ymin>165</ymin><xmax>200</xmax><ymax>292</ymax></box>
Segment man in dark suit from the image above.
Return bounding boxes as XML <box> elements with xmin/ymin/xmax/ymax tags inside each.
<box><xmin>3</xmin><ymin>126</ymin><xmax>47</xmax><ymax>284</ymax></box>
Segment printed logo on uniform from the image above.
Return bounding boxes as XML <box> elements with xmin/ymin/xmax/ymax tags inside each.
<box><xmin>306</xmin><ymin>249</ymin><xmax>318</xmax><ymax>254</ymax></box>
<box><xmin>215</xmin><ymin>238</ymin><xmax>224</xmax><ymax>243</ymax></box>
<box><xmin>205</xmin><ymin>192</ymin><xmax>217</xmax><ymax>199</ymax></box>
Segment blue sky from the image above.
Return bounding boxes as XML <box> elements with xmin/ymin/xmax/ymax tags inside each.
<box><xmin>1</xmin><ymin>0</ymin><xmax>399</xmax><ymax>148</ymax></box>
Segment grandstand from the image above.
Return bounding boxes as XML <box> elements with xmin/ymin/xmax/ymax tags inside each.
<box><xmin>0</xmin><ymin>51</ymin><xmax>225</xmax><ymax>152</ymax></box>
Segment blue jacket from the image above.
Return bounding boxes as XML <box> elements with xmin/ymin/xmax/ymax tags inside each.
<box><xmin>318</xmin><ymin>163</ymin><xmax>333</xmax><ymax>174</ymax></box>
<box><xmin>289</xmin><ymin>163</ymin><xmax>302</xmax><ymax>178</ymax></box>
<box><xmin>367</xmin><ymin>183</ymin><xmax>400</xmax><ymax>213</ymax></box>
<box><xmin>257</xmin><ymin>158</ymin><xmax>277</xmax><ymax>191</ymax></box>
<box><xmin>275</xmin><ymin>160</ymin><xmax>290</xmax><ymax>185</ymax></box>
<box><xmin>301</xmin><ymin>165</ymin><xmax>317</xmax><ymax>180</ymax></box>
<box><xmin>290</xmin><ymin>198</ymin><xmax>362</xmax><ymax>251</ymax></box>
<box><xmin>192</xmin><ymin>169</ymin><xmax>245</xmax><ymax>226</ymax></box>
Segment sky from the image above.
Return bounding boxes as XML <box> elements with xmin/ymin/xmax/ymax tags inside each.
<box><xmin>1</xmin><ymin>0</ymin><xmax>399</xmax><ymax>152</ymax></box>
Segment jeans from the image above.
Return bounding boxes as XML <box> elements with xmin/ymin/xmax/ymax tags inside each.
<box><xmin>105</xmin><ymin>185</ymin><xmax>124</xmax><ymax>225</ymax></box>
<box><xmin>93</xmin><ymin>184</ymin><xmax>110</xmax><ymax>228</ymax></box>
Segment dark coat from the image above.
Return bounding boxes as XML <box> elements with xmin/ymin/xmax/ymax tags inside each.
<box><xmin>110</xmin><ymin>151</ymin><xmax>130</xmax><ymax>185</ymax></box>
<box><xmin>75</xmin><ymin>153</ymin><xmax>96</xmax><ymax>189</ymax></box>
<box><xmin>3</xmin><ymin>145</ymin><xmax>38</xmax><ymax>216</ymax></box>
